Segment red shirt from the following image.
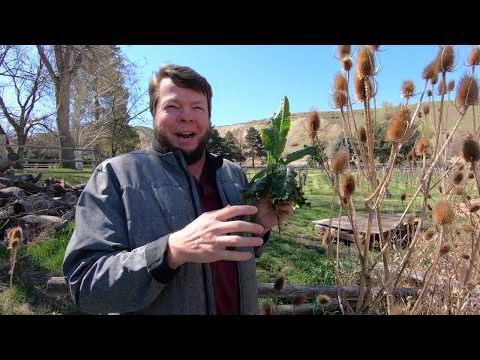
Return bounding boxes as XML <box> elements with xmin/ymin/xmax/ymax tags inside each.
<box><xmin>195</xmin><ymin>163</ymin><xmax>240</xmax><ymax>315</ymax></box>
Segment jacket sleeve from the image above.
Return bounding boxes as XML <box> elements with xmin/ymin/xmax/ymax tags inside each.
<box><xmin>63</xmin><ymin>162</ymin><xmax>178</xmax><ymax>314</ymax></box>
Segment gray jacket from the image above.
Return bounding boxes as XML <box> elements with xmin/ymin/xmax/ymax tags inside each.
<box><xmin>63</xmin><ymin>149</ymin><xmax>267</xmax><ymax>315</ymax></box>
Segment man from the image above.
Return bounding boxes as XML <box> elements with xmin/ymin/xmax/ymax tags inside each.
<box><xmin>63</xmin><ymin>64</ymin><xmax>293</xmax><ymax>315</ymax></box>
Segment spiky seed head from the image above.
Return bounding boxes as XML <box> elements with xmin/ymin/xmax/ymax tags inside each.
<box><xmin>422</xmin><ymin>62</ymin><xmax>439</xmax><ymax>82</ymax></box>
<box><xmin>422</xmin><ymin>228</ymin><xmax>435</xmax><ymax>240</ymax></box>
<box><xmin>462</xmin><ymin>136</ymin><xmax>480</xmax><ymax>163</ymax></box>
<box><xmin>454</xmin><ymin>185</ymin><xmax>465</xmax><ymax>195</ymax></box>
<box><xmin>468</xmin><ymin>46</ymin><xmax>480</xmax><ymax>66</ymax></box>
<box><xmin>438</xmin><ymin>185</ymin><xmax>443</xmax><ymax>194</ymax></box>
<box><xmin>400</xmin><ymin>192</ymin><xmax>406</xmax><ymax>202</ymax></box>
<box><xmin>427</xmin><ymin>89</ymin><xmax>433</xmax><ymax>97</ymax></box>
<box><xmin>260</xmin><ymin>303</ymin><xmax>272</xmax><ymax>315</ymax></box>
<box><xmin>293</xmin><ymin>295</ymin><xmax>307</xmax><ymax>306</ymax></box>
<box><xmin>356</xmin><ymin>46</ymin><xmax>375</xmax><ymax>78</ymax></box>
<box><xmin>386</xmin><ymin>108</ymin><xmax>410</xmax><ymax>144</ymax></box>
<box><xmin>448</xmin><ymin>80</ymin><xmax>455</xmax><ymax>92</ymax></box>
<box><xmin>439</xmin><ymin>244</ymin><xmax>451</xmax><ymax>256</ymax></box>
<box><xmin>322</xmin><ymin>229</ymin><xmax>332</xmax><ymax>247</ymax></box>
<box><xmin>337</xmin><ymin>45</ymin><xmax>351</xmax><ymax>59</ymax></box>
<box><xmin>456</xmin><ymin>75</ymin><xmax>479</xmax><ymax>112</ymax></box>
<box><xmin>307</xmin><ymin>111</ymin><xmax>320</xmax><ymax>140</ymax></box>
<box><xmin>423</xmin><ymin>104</ymin><xmax>430</xmax><ymax>115</ymax></box>
<box><xmin>316</xmin><ymin>294</ymin><xmax>332</xmax><ymax>306</ymax></box>
<box><xmin>431</xmin><ymin>71</ymin><xmax>439</xmax><ymax>85</ymax></box>
<box><xmin>331</xmin><ymin>149</ymin><xmax>349</xmax><ymax>174</ymax></box>
<box><xmin>432</xmin><ymin>200</ymin><xmax>455</xmax><ymax>225</ymax></box>
<box><xmin>401</xmin><ymin>80</ymin><xmax>415</xmax><ymax>99</ymax></box>
<box><xmin>7</xmin><ymin>226</ymin><xmax>23</xmax><ymax>249</ymax></box>
<box><xmin>461</xmin><ymin>254</ymin><xmax>471</xmax><ymax>260</ymax></box>
<box><xmin>358</xmin><ymin>126</ymin><xmax>367</xmax><ymax>143</ymax></box>
<box><xmin>415</xmin><ymin>137</ymin><xmax>431</xmax><ymax>156</ymax></box>
<box><xmin>273</xmin><ymin>275</ymin><xmax>285</xmax><ymax>291</ymax></box>
<box><xmin>469</xmin><ymin>204</ymin><xmax>480</xmax><ymax>213</ymax></box>
<box><xmin>340</xmin><ymin>174</ymin><xmax>356</xmax><ymax>199</ymax></box>
<box><xmin>461</xmin><ymin>224</ymin><xmax>475</xmax><ymax>233</ymax></box>
<box><xmin>342</xmin><ymin>56</ymin><xmax>352</xmax><ymax>72</ymax></box>
<box><xmin>334</xmin><ymin>72</ymin><xmax>348</xmax><ymax>92</ymax></box>
<box><xmin>333</xmin><ymin>91</ymin><xmax>347</xmax><ymax>109</ymax></box>
<box><xmin>465</xmin><ymin>281</ymin><xmax>477</xmax><ymax>291</ymax></box>
<box><xmin>467</xmin><ymin>195</ymin><xmax>472</xmax><ymax>200</ymax></box>
<box><xmin>353</xmin><ymin>75</ymin><xmax>372</xmax><ymax>102</ymax></box>
<box><xmin>437</xmin><ymin>45</ymin><xmax>455</xmax><ymax>73</ymax></box>
<box><xmin>437</xmin><ymin>80</ymin><xmax>446</xmax><ymax>96</ymax></box>
<box><xmin>453</xmin><ymin>171</ymin><xmax>464</xmax><ymax>185</ymax></box>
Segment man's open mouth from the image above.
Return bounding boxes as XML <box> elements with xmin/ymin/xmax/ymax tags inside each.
<box><xmin>176</xmin><ymin>132</ymin><xmax>195</xmax><ymax>139</ymax></box>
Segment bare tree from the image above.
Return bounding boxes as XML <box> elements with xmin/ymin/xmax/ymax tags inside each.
<box><xmin>36</xmin><ymin>45</ymin><xmax>89</xmax><ymax>168</ymax></box>
<box><xmin>0</xmin><ymin>46</ymin><xmax>53</xmax><ymax>163</ymax></box>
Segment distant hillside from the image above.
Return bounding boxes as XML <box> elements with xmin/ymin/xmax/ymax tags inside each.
<box><xmin>134</xmin><ymin>100</ymin><xmax>478</xmax><ymax>164</ymax></box>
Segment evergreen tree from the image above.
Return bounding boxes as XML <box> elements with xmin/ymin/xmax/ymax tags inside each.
<box><xmin>244</xmin><ymin>126</ymin><xmax>264</xmax><ymax>168</ymax></box>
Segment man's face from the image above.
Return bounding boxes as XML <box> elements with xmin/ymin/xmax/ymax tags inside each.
<box><xmin>153</xmin><ymin>77</ymin><xmax>210</xmax><ymax>164</ymax></box>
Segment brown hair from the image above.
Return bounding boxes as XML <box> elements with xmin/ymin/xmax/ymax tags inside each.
<box><xmin>149</xmin><ymin>64</ymin><xmax>213</xmax><ymax>118</ymax></box>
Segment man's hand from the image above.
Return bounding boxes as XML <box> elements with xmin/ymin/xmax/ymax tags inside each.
<box><xmin>255</xmin><ymin>197</ymin><xmax>294</xmax><ymax>235</ymax></box>
<box><xmin>167</xmin><ymin>205</ymin><xmax>265</xmax><ymax>269</ymax></box>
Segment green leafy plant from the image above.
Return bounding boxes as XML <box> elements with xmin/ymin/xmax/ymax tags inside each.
<box><xmin>243</xmin><ymin>96</ymin><xmax>315</xmax><ymax>208</ymax></box>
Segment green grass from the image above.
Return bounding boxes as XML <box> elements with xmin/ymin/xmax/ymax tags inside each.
<box><xmin>18</xmin><ymin>167</ymin><xmax>93</xmax><ymax>187</ymax></box>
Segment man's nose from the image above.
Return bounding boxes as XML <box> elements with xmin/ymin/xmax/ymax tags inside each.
<box><xmin>177</xmin><ymin>107</ymin><xmax>194</xmax><ymax>122</ymax></box>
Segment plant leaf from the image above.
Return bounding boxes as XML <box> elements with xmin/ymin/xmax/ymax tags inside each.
<box><xmin>284</xmin><ymin>146</ymin><xmax>316</xmax><ymax>165</ymax></box>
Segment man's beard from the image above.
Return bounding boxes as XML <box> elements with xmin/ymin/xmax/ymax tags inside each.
<box><xmin>154</xmin><ymin>127</ymin><xmax>210</xmax><ymax>165</ymax></box>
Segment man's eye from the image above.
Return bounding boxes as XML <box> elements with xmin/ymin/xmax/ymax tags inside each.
<box><xmin>165</xmin><ymin>105</ymin><xmax>179</xmax><ymax>110</ymax></box>
<box><xmin>194</xmin><ymin>106</ymin><xmax>205</xmax><ymax>111</ymax></box>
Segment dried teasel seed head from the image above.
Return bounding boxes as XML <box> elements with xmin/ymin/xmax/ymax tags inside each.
<box><xmin>423</xmin><ymin>104</ymin><xmax>430</xmax><ymax>115</ymax></box>
<box><xmin>437</xmin><ymin>45</ymin><xmax>455</xmax><ymax>73</ymax></box>
<box><xmin>322</xmin><ymin>229</ymin><xmax>332</xmax><ymax>246</ymax></box>
<box><xmin>453</xmin><ymin>171</ymin><xmax>464</xmax><ymax>185</ymax></box>
<box><xmin>439</xmin><ymin>244</ymin><xmax>451</xmax><ymax>256</ymax></box>
<box><xmin>316</xmin><ymin>294</ymin><xmax>332</xmax><ymax>306</ymax></box>
<box><xmin>469</xmin><ymin>204</ymin><xmax>480</xmax><ymax>213</ymax></box>
<box><xmin>456</xmin><ymin>75</ymin><xmax>479</xmax><ymax>112</ymax></box>
<box><xmin>400</xmin><ymin>192</ymin><xmax>406</xmax><ymax>202</ymax></box>
<box><xmin>307</xmin><ymin>111</ymin><xmax>320</xmax><ymax>140</ymax></box>
<box><xmin>340</xmin><ymin>174</ymin><xmax>356</xmax><ymax>198</ymax></box>
<box><xmin>462</xmin><ymin>254</ymin><xmax>471</xmax><ymax>260</ymax></box>
<box><xmin>468</xmin><ymin>46</ymin><xmax>480</xmax><ymax>67</ymax></box>
<box><xmin>432</xmin><ymin>200</ymin><xmax>455</xmax><ymax>225</ymax></box>
<box><xmin>438</xmin><ymin>185</ymin><xmax>443</xmax><ymax>194</ymax></box>
<box><xmin>386</xmin><ymin>108</ymin><xmax>410</xmax><ymax>144</ymax></box>
<box><xmin>462</xmin><ymin>135</ymin><xmax>480</xmax><ymax>163</ymax></box>
<box><xmin>337</xmin><ymin>45</ymin><xmax>351</xmax><ymax>59</ymax></box>
<box><xmin>342</xmin><ymin>56</ymin><xmax>352</xmax><ymax>72</ymax></box>
<box><xmin>467</xmin><ymin>194</ymin><xmax>472</xmax><ymax>200</ymax></box>
<box><xmin>331</xmin><ymin>149</ymin><xmax>349</xmax><ymax>174</ymax></box>
<box><xmin>358</xmin><ymin>126</ymin><xmax>367</xmax><ymax>143</ymax></box>
<box><xmin>260</xmin><ymin>302</ymin><xmax>273</xmax><ymax>315</ymax></box>
<box><xmin>422</xmin><ymin>228</ymin><xmax>435</xmax><ymax>240</ymax></box>
<box><xmin>333</xmin><ymin>91</ymin><xmax>348</xmax><ymax>109</ymax></box>
<box><xmin>356</xmin><ymin>46</ymin><xmax>375</xmax><ymax>78</ymax></box>
<box><xmin>461</xmin><ymin>224</ymin><xmax>475</xmax><ymax>233</ymax></box>
<box><xmin>437</xmin><ymin>80</ymin><xmax>447</xmax><ymax>96</ymax></box>
<box><xmin>448</xmin><ymin>80</ymin><xmax>455</xmax><ymax>92</ymax></box>
<box><xmin>7</xmin><ymin>226</ymin><xmax>23</xmax><ymax>249</ymax></box>
<box><xmin>465</xmin><ymin>280</ymin><xmax>477</xmax><ymax>291</ymax></box>
<box><xmin>353</xmin><ymin>74</ymin><xmax>373</xmax><ymax>102</ymax></box>
<box><xmin>401</xmin><ymin>80</ymin><xmax>415</xmax><ymax>99</ymax></box>
<box><xmin>293</xmin><ymin>295</ymin><xmax>307</xmax><ymax>306</ymax></box>
<box><xmin>334</xmin><ymin>72</ymin><xmax>348</xmax><ymax>92</ymax></box>
<box><xmin>415</xmin><ymin>137</ymin><xmax>431</xmax><ymax>156</ymax></box>
<box><xmin>274</xmin><ymin>275</ymin><xmax>285</xmax><ymax>291</ymax></box>
<box><xmin>422</xmin><ymin>61</ymin><xmax>439</xmax><ymax>83</ymax></box>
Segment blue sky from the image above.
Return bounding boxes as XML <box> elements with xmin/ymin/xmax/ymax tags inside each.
<box><xmin>120</xmin><ymin>45</ymin><xmax>477</xmax><ymax>128</ymax></box>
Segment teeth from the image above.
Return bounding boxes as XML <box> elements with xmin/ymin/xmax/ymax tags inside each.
<box><xmin>178</xmin><ymin>133</ymin><xmax>194</xmax><ymax>138</ymax></box>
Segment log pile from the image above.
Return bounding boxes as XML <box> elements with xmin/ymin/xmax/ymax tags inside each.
<box><xmin>0</xmin><ymin>171</ymin><xmax>84</xmax><ymax>246</ymax></box>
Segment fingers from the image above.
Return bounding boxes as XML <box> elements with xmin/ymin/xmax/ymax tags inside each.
<box><xmin>218</xmin><ymin>220</ymin><xmax>265</xmax><ymax>235</ymax></box>
<box><xmin>215</xmin><ymin>235</ymin><xmax>263</xmax><ymax>248</ymax></box>
<box><xmin>214</xmin><ymin>205</ymin><xmax>258</xmax><ymax>221</ymax></box>
<box><xmin>217</xmin><ymin>249</ymin><xmax>253</xmax><ymax>262</ymax></box>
